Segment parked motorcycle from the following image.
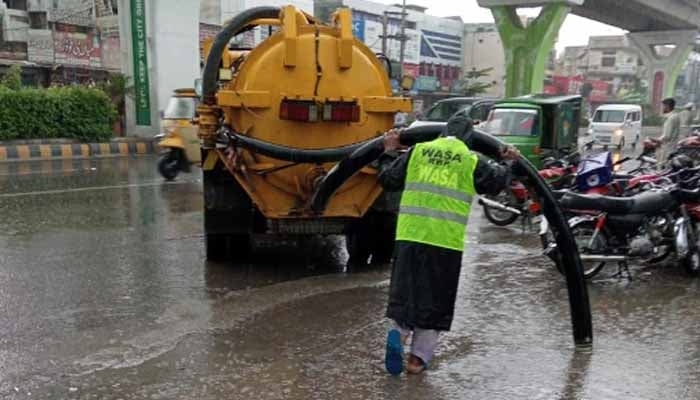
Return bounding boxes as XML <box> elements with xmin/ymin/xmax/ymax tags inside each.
<box><xmin>541</xmin><ymin>175</ymin><xmax>700</xmax><ymax>279</ymax></box>
<box><xmin>480</xmin><ymin>151</ymin><xmax>581</xmax><ymax>226</ymax></box>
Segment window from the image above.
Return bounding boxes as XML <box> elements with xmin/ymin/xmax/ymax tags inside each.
<box><xmin>163</xmin><ymin>97</ymin><xmax>198</xmax><ymax>119</ymax></box>
<box><xmin>419</xmin><ymin>64</ymin><xmax>425</xmax><ymax>75</ymax></box>
<box><xmin>484</xmin><ymin>109</ymin><xmax>539</xmax><ymax>137</ymax></box>
<box><xmin>424</xmin><ymin>101</ymin><xmax>474</xmax><ymax>122</ymax></box>
<box><xmin>7</xmin><ymin>0</ymin><xmax>27</xmax><ymax>10</ymax></box>
<box><xmin>593</xmin><ymin>110</ymin><xmax>625</xmax><ymax>123</ymax></box>
<box><xmin>29</xmin><ymin>11</ymin><xmax>48</xmax><ymax>29</ymax></box>
<box><xmin>601</xmin><ymin>57</ymin><xmax>616</xmax><ymax>67</ymax></box>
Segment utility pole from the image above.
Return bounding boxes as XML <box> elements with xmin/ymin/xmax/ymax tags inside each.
<box><xmin>398</xmin><ymin>0</ymin><xmax>406</xmax><ymax>67</ymax></box>
<box><xmin>382</xmin><ymin>12</ymin><xmax>388</xmax><ymax>55</ymax></box>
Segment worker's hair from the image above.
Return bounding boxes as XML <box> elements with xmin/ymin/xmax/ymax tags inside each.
<box><xmin>662</xmin><ymin>97</ymin><xmax>676</xmax><ymax>110</ymax></box>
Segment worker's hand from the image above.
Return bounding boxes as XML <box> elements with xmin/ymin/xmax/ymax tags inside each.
<box><xmin>383</xmin><ymin>129</ymin><xmax>404</xmax><ymax>152</ymax></box>
<box><xmin>500</xmin><ymin>145</ymin><xmax>521</xmax><ymax>161</ymax></box>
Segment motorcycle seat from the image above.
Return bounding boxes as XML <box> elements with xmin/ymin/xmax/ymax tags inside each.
<box><xmin>559</xmin><ymin>191</ymin><xmax>675</xmax><ymax>215</ymax></box>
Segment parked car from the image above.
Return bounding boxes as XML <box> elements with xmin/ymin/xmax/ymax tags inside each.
<box><xmin>588</xmin><ymin>104</ymin><xmax>643</xmax><ymax>150</ymax></box>
<box><xmin>408</xmin><ymin>97</ymin><xmax>496</xmax><ymax>129</ymax></box>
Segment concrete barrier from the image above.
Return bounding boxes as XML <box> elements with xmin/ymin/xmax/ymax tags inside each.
<box><xmin>0</xmin><ymin>139</ymin><xmax>157</xmax><ymax>162</ymax></box>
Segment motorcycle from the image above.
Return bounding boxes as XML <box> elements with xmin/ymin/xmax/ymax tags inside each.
<box><xmin>480</xmin><ymin>152</ymin><xmax>581</xmax><ymax>227</ymax></box>
<box><xmin>541</xmin><ymin>174</ymin><xmax>700</xmax><ymax>279</ymax></box>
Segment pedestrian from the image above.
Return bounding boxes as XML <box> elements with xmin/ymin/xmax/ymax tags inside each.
<box><xmin>652</xmin><ymin>98</ymin><xmax>682</xmax><ymax>167</ymax></box>
<box><xmin>379</xmin><ymin>114</ymin><xmax>519</xmax><ymax>375</ymax></box>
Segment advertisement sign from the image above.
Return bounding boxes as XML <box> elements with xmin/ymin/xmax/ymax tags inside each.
<box><xmin>415</xmin><ymin>75</ymin><xmax>438</xmax><ymax>91</ymax></box>
<box><xmin>352</xmin><ymin>18</ymin><xmax>365</xmax><ymax>42</ymax></box>
<box><xmin>54</xmin><ymin>31</ymin><xmax>101</xmax><ymax>67</ymax></box>
<box><xmin>0</xmin><ymin>42</ymin><xmax>27</xmax><ymax>60</ymax></box>
<box><xmin>101</xmin><ymin>36</ymin><xmax>121</xmax><ymax>70</ymax></box>
<box><xmin>402</xmin><ymin>63</ymin><xmax>419</xmax><ymax>77</ymax></box>
<box><xmin>130</xmin><ymin>0</ymin><xmax>151</xmax><ymax>126</ymax></box>
<box><xmin>28</xmin><ymin>30</ymin><xmax>54</xmax><ymax>63</ymax></box>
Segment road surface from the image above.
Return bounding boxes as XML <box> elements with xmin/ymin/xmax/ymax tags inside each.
<box><xmin>1</xmin><ymin>154</ymin><xmax>700</xmax><ymax>399</ymax></box>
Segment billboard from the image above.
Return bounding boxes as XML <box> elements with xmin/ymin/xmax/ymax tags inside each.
<box><xmin>28</xmin><ymin>30</ymin><xmax>54</xmax><ymax>64</ymax></box>
<box><xmin>54</xmin><ymin>31</ymin><xmax>101</xmax><ymax>67</ymax></box>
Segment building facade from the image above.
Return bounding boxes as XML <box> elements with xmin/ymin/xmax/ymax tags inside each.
<box><xmin>463</xmin><ymin>23</ymin><xmax>503</xmax><ymax>98</ymax></box>
<box><xmin>0</xmin><ymin>0</ymin><xmax>120</xmax><ymax>86</ymax></box>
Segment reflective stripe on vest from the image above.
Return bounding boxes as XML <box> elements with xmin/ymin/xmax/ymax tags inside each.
<box><xmin>396</xmin><ymin>137</ymin><xmax>478</xmax><ymax>251</ymax></box>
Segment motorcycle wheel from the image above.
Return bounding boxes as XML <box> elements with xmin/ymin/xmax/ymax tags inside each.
<box><xmin>684</xmin><ymin>224</ymin><xmax>700</xmax><ymax>276</ymax></box>
<box><xmin>158</xmin><ymin>150</ymin><xmax>181</xmax><ymax>181</ymax></box>
<box><xmin>482</xmin><ymin>191</ymin><xmax>520</xmax><ymax>226</ymax></box>
<box><xmin>684</xmin><ymin>251</ymin><xmax>700</xmax><ymax>276</ymax></box>
<box><xmin>565</xmin><ymin>219</ymin><xmax>609</xmax><ymax>279</ymax></box>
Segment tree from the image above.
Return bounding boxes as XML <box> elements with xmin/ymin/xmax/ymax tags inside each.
<box><xmin>458</xmin><ymin>67</ymin><xmax>495</xmax><ymax>97</ymax></box>
<box><xmin>0</xmin><ymin>65</ymin><xmax>22</xmax><ymax>90</ymax></box>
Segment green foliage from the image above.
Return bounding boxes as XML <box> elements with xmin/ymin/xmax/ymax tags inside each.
<box><xmin>96</xmin><ymin>73</ymin><xmax>134</xmax><ymax>103</ymax></box>
<box><xmin>458</xmin><ymin>67</ymin><xmax>495</xmax><ymax>97</ymax></box>
<box><xmin>0</xmin><ymin>87</ymin><xmax>117</xmax><ymax>141</ymax></box>
<box><xmin>1</xmin><ymin>65</ymin><xmax>23</xmax><ymax>91</ymax></box>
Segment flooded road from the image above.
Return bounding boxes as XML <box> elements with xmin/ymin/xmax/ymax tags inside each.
<box><xmin>1</xmin><ymin>155</ymin><xmax>700</xmax><ymax>399</ymax></box>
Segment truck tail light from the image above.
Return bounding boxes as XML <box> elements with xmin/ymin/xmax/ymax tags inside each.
<box><xmin>280</xmin><ymin>100</ymin><xmax>318</xmax><ymax>122</ymax></box>
<box><xmin>322</xmin><ymin>102</ymin><xmax>360</xmax><ymax>122</ymax></box>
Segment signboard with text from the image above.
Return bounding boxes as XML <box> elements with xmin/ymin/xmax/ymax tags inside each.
<box><xmin>54</xmin><ymin>31</ymin><xmax>101</xmax><ymax>67</ymax></box>
<box><xmin>130</xmin><ymin>0</ymin><xmax>151</xmax><ymax>126</ymax></box>
<box><xmin>28</xmin><ymin>30</ymin><xmax>54</xmax><ymax>64</ymax></box>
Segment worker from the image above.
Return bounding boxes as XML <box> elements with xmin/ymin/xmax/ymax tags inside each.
<box><xmin>379</xmin><ymin>114</ymin><xmax>520</xmax><ymax>375</ymax></box>
<box><xmin>652</xmin><ymin>98</ymin><xmax>682</xmax><ymax>167</ymax></box>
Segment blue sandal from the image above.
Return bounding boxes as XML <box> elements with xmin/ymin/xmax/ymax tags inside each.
<box><xmin>385</xmin><ymin>329</ymin><xmax>404</xmax><ymax>375</ymax></box>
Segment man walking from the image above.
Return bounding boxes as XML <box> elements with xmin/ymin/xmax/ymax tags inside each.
<box><xmin>379</xmin><ymin>115</ymin><xmax>518</xmax><ymax>375</ymax></box>
<box><xmin>653</xmin><ymin>98</ymin><xmax>682</xmax><ymax>166</ymax></box>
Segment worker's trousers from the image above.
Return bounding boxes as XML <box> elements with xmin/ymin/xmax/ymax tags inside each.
<box><xmin>394</xmin><ymin>321</ymin><xmax>440</xmax><ymax>364</ymax></box>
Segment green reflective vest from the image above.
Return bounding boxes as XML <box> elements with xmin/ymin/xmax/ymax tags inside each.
<box><xmin>396</xmin><ymin>137</ymin><xmax>478</xmax><ymax>251</ymax></box>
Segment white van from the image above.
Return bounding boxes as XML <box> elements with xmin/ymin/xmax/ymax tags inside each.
<box><xmin>589</xmin><ymin>104</ymin><xmax>643</xmax><ymax>149</ymax></box>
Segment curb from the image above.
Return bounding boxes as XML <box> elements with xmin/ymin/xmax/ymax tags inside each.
<box><xmin>0</xmin><ymin>140</ymin><xmax>157</xmax><ymax>162</ymax></box>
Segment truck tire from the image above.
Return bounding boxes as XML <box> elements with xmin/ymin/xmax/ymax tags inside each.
<box><xmin>346</xmin><ymin>211</ymin><xmax>396</xmax><ymax>268</ymax></box>
<box><xmin>203</xmin><ymin>164</ymin><xmax>254</xmax><ymax>261</ymax></box>
<box><xmin>205</xmin><ymin>233</ymin><xmax>251</xmax><ymax>261</ymax></box>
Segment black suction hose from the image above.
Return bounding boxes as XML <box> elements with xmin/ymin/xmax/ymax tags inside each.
<box><xmin>202</xmin><ymin>6</ymin><xmax>281</xmax><ymax>103</ymax></box>
<box><xmin>228</xmin><ymin>131</ymin><xmax>382</xmax><ymax>163</ymax></box>
<box><xmin>310</xmin><ymin>124</ymin><xmax>593</xmax><ymax>348</ymax></box>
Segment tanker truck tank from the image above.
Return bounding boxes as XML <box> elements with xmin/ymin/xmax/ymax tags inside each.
<box><xmin>197</xmin><ymin>5</ymin><xmax>412</xmax><ymax>262</ymax></box>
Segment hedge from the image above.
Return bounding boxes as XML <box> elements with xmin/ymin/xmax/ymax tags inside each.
<box><xmin>0</xmin><ymin>86</ymin><xmax>116</xmax><ymax>142</ymax></box>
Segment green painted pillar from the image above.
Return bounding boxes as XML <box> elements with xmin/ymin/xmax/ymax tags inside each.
<box><xmin>491</xmin><ymin>4</ymin><xmax>570</xmax><ymax>97</ymax></box>
<box><xmin>665</xmin><ymin>46</ymin><xmax>692</xmax><ymax>99</ymax></box>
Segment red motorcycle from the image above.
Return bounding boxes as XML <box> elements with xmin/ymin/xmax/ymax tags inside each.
<box><xmin>480</xmin><ymin>155</ymin><xmax>579</xmax><ymax>226</ymax></box>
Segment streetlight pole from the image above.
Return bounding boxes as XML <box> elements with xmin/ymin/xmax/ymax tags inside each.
<box><xmin>398</xmin><ymin>0</ymin><xmax>406</xmax><ymax>67</ymax></box>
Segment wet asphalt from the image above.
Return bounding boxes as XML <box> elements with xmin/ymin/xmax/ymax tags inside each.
<box><xmin>2</xmin><ymin>152</ymin><xmax>700</xmax><ymax>399</ymax></box>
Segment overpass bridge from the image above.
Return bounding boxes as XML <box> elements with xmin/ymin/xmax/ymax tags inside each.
<box><xmin>477</xmin><ymin>0</ymin><xmax>700</xmax><ymax>110</ymax></box>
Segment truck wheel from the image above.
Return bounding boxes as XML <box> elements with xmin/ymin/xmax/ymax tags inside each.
<box><xmin>205</xmin><ymin>233</ymin><xmax>251</xmax><ymax>261</ymax></box>
<box><xmin>346</xmin><ymin>230</ymin><xmax>372</xmax><ymax>268</ymax></box>
<box><xmin>370</xmin><ymin>212</ymin><xmax>397</xmax><ymax>264</ymax></box>
<box><xmin>158</xmin><ymin>151</ymin><xmax>181</xmax><ymax>181</ymax></box>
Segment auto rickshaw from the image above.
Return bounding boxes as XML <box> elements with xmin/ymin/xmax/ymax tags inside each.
<box><xmin>156</xmin><ymin>88</ymin><xmax>200</xmax><ymax>180</ymax></box>
<box><xmin>481</xmin><ymin>94</ymin><xmax>581</xmax><ymax>168</ymax></box>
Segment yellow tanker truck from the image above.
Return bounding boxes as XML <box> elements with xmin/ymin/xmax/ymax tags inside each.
<box><xmin>197</xmin><ymin>5</ymin><xmax>412</xmax><ymax>263</ymax></box>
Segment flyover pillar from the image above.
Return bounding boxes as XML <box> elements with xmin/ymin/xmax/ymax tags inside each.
<box><xmin>484</xmin><ymin>3</ymin><xmax>571</xmax><ymax>97</ymax></box>
<box><xmin>627</xmin><ymin>30</ymin><xmax>696</xmax><ymax>114</ymax></box>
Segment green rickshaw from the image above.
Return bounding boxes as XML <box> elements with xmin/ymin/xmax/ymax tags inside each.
<box><xmin>481</xmin><ymin>94</ymin><xmax>582</xmax><ymax>168</ymax></box>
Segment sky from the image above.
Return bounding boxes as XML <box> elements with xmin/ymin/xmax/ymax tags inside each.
<box><xmin>371</xmin><ymin>0</ymin><xmax>626</xmax><ymax>55</ymax></box>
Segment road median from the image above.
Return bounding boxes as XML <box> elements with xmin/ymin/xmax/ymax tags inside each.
<box><xmin>0</xmin><ymin>138</ymin><xmax>157</xmax><ymax>162</ymax></box>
